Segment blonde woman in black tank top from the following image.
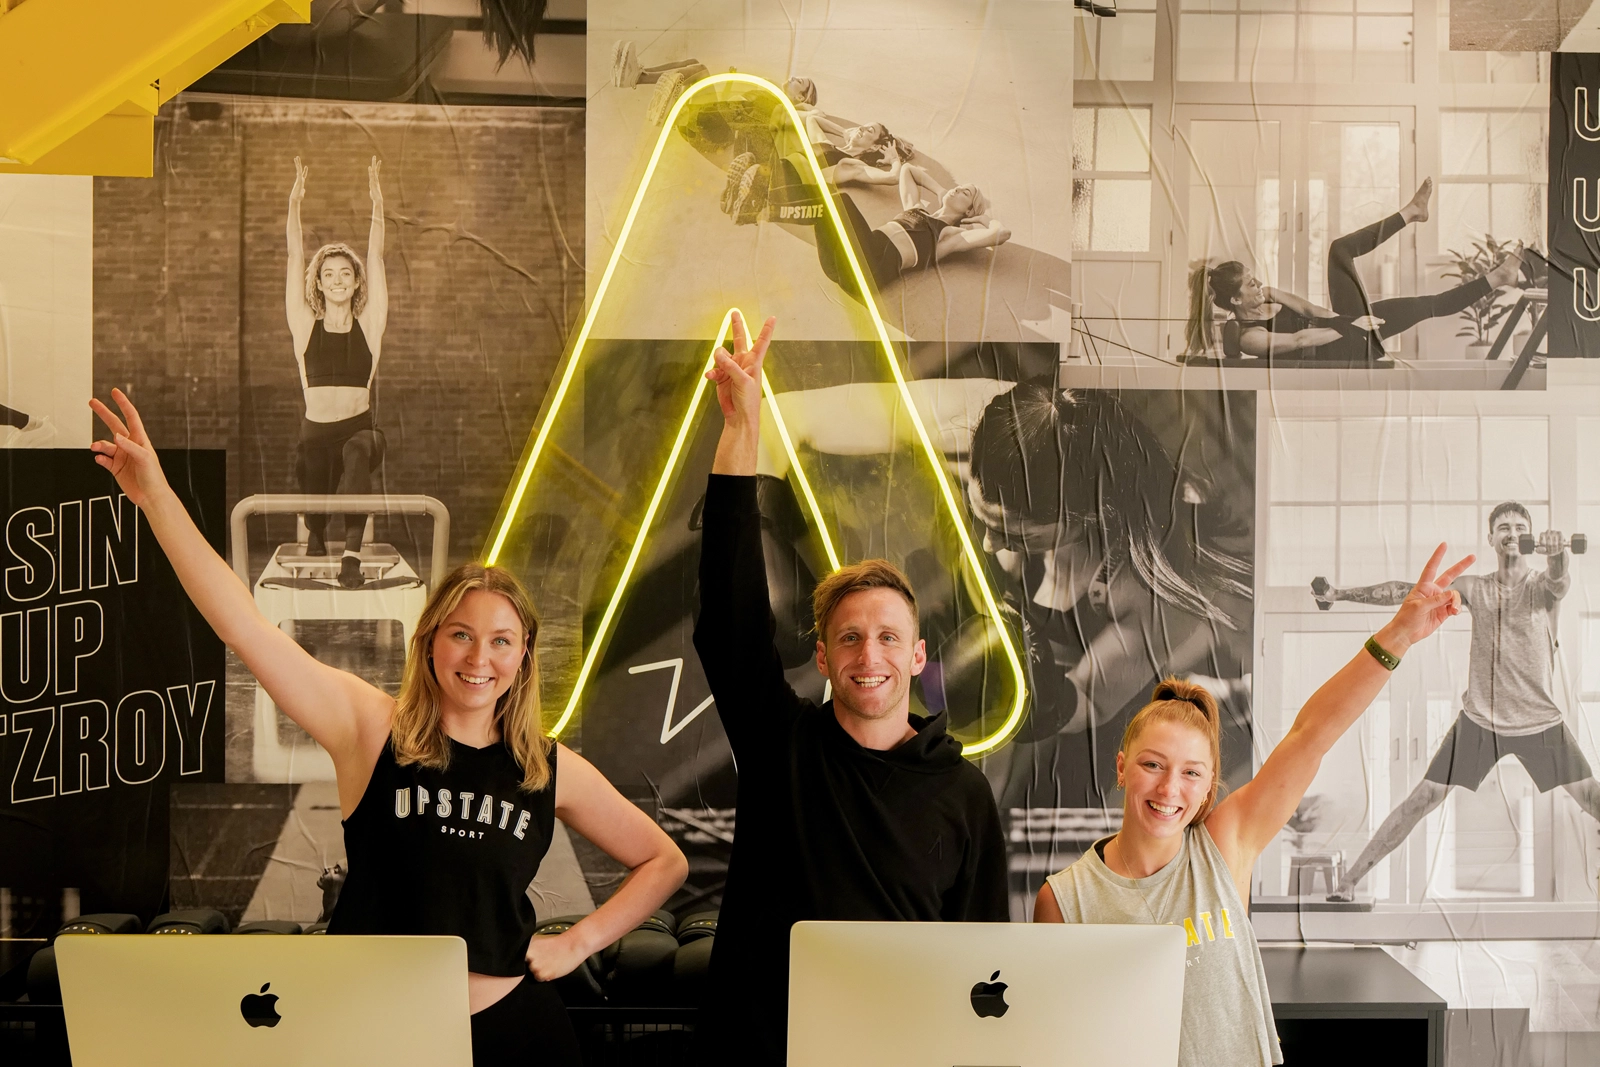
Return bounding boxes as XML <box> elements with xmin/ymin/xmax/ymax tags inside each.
<box><xmin>1035</xmin><ymin>544</ymin><xmax>1475</xmax><ymax>1067</ymax></box>
<box><xmin>87</xmin><ymin>389</ymin><xmax>690</xmax><ymax>1067</ymax></box>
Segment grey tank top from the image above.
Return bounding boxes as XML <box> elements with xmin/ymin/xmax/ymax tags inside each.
<box><xmin>1045</xmin><ymin>825</ymin><xmax>1282</xmax><ymax>1067</ymax></box>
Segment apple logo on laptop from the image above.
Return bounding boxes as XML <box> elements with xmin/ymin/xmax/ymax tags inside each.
<box><xmin>240</xmin><ymin>983</ymin><xmax>282</xmax><ymax>1028</ymax></box>
<box><xmin>970</xmin><ymin>971</ymin><xmax>1009</xmax><ymax>1018</ymax></box>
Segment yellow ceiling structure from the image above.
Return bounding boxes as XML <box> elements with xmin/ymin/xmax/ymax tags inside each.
<box><xmin>0</xmin><ymin>0</ymin><xmax>310</xmax><ymax>177</ymax></box>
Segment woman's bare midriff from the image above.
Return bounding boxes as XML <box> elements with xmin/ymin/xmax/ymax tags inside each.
<box><xmin>469</xmin><ymin>971</ymin><xmax>524</xmax><ymax>1014</ymax></box>
<box><xmin>303</xmin><ymin>384</ymin><xmax>371</xmax><ymax>424</ymax></box>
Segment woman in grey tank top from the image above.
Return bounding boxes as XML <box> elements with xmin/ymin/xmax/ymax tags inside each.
<box><xmin>1035</xmin><ymin>544</ymin><xmax>1475</xmax><ymax>1067</ymax></box>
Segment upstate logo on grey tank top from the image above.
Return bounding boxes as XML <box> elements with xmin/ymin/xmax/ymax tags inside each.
<box><xmin>1455</xmin><ymin>571</ymin><xmax>1564</xmax><ymax>735</ymax></box>
<box><xmin>1045</xmin><ymin>825</ymin><xmax>1282</xmax><ymax>1067</ymax></box>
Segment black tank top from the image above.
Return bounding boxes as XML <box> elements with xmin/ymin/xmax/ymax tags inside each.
<box><xmin>303</xmin><ymin>319</ymin><xmax>375</xmax><ymax>389</ymax></box>
<box><xmin>887</xmin><ymin>207</ymin><xmax>950</xmax><ymax>270</ymax></box>
<box><xmin>1227</xmin><ymin>306</ymin><xmax>1378</xmax><ymax>360</ymax></box>
<box><xmin>329</xmin><ymin>738</ymin><xmax>557</xmax><ymax>976</ymax></box>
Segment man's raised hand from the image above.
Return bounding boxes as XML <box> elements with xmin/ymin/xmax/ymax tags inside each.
<box><xmin>706</xmin><ymin>311</ymin><xmax>775</xmax><ymax>424</ymax></box>
<box><xmin>707</xmin><ymin>313</ymin><xmax>776</xmax><ymax>476</ymax></box>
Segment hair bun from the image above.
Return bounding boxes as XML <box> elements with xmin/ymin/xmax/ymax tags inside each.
<box><xmin>1151</xmin><ymin>677</ymin><xmax>1219</xmax><ymax>721</ymax></box>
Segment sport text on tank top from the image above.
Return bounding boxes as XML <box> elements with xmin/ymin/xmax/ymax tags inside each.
<box><xmin>330</xmin><ymin>738</ymin><xmax>557</xmax><ymax>976</ymax></box>
<box><xmin>1045</xmin><ymin>825</ymin><xmax>1282</xmax><ymax>1067</ymax></box>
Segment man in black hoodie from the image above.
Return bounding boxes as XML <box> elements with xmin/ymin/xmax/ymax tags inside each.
<box><xmin>693</xmin><ymin>313</ymin><xmax>1010</xmax><ymax>1066</ymax></box>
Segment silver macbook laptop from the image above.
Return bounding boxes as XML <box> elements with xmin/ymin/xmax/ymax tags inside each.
<box><xmin>56</xmin><ymin>934</ymin><xmax>472</xmax><ymax>1067</ymax></box>
<box><xmin>788</xmin><ymin>921</ymin><xmax>1186</xmax><ymax>1067</ymax></box>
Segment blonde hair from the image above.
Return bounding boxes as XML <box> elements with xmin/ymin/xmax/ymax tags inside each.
<box><xmin>811</xmin><ymin>559</ymin><xmax>918</xmax><ymax>642</ymax></box>
<box><xmin>1120</xmin><ymin>677</ymin><xmax>1223</xmax><ymax>824</ymax></box>
<box><xmin>391</xmin><ymin>563</ymin><xmax>552</xmax><ymax>792</ymax></box>
<box><xmin>304</xmin><ymin>242</ymin><xmax>368</xmax><ymax>319</ymax></box>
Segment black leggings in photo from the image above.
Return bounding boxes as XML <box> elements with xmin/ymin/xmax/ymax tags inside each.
<box><xmin>768</xmin><ymin>157</ymin><xmax>899</xmax><ymax>297</ymax></box>
<box><xmin>295</xmin><ymin>409</ymin><xmax>386</xmax><ymax>554</ymax></box>
<box><xmin>470</xmin><ymin>975</ymin><xmax>583</xmax><ymax>1067</ymax></box>
<box><xmin>1328</xmin><ymin>212</ymin><xmax>1491</xmax><ymax>341</ymax></box>
<box><xmin>0</xmin><ymin>403</ymin><xmax>28</xmax><ymax>430</ymax></box>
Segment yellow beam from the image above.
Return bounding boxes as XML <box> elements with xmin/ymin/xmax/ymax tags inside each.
<box><xmin>0</xmin><ymin>111</ymin><xmax>152</xmax><ymax>177</ymax></box>
<box><xmin>483</xmin><ymin>73</ymin><xmax>1030</xmax><ymax>757</ymax></box>
<box><xmin>0</xmin><ymin>0</ymin><xmax>309</xmax><ymax>170</ymax></box>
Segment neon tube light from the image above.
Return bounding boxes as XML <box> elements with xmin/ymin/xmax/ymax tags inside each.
<box><xmin>484</xmin><ymin>73</ymin><xmax>1027</xmax><ymax>755</ymax></box>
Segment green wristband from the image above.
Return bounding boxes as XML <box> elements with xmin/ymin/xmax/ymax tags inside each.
<box><xmin>1364</xmin><ymin>635</ymin><xmax>1401</xmax><ymax>671</ymax></box>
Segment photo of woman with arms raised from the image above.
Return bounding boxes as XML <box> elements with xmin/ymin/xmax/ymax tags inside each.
<box><xmin>285</xmin><ymin>156</ymin><xmax>391</xmax><ymax>589</ymax></box>
<box><xmin>1035</xmin><ymin>546</ymin><xmax>1474</xmax><ymax>1066</ymax></box>
<box><xmin>87</xmin><ymin>389</ymin><xmax>688</xmax><ymax>1067</ymax></box>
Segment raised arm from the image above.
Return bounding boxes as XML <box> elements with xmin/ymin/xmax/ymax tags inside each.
<box><xmin>898</xmin><ymin>163</ymin><xmax>945</xmax><ymax>211</ymax></box>
<box><xmin>89</xmin><ymin>390</ymin><xmax>393</xmax><ymax>808</ymax></box>
<box><xmin>692</xmin><ymin>314</ymin><xmax>806</xmax><ymax>754</ymax></box>
<box><xmin>831</xmin><ymin>156</ymin><xmax>902</xmax><ymax>186</ymax></box>
<box><xmin>286</xmin><ymin>158</ymin><xmax>314</xmax><ymax>367</ymax></box>
<box><xmin>936</xmin><ymin>217</ymin><xmax>1011</xmax><ymax>260</ymax></box>
<box><xmin>1313</xmin><ymin>578</ymin><xmax>1413</xmax><ymax>609</ymax></box>
<box><xmin>1261</xmin><ymin>286</ymin><xmax>1335</xmax><ymax>319</ymax></box>
<box><xmin>1205</xmin><ymin>544</ymin><xmax>1475</xmax><ymax>878</ymax></box>
<box><xmin>526</xmin><ymin>744</ymin><xmax>687</xmax><ymax>981</ymax></box>
<box><xmin>1539</xmin><ymin>529</ymin><xmax>1572</xmax><ymax>600</ymax></box>
<box><xmin>360</xmin><ymin>156</ymin><xmax>389</xmax><ymax>359</ymax></box>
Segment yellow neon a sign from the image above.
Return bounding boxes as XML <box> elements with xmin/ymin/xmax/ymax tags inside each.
<box><xmin>484</xmin><ymin>73</ymin><xmax>1026</xmax><ymax>756</ymax></box>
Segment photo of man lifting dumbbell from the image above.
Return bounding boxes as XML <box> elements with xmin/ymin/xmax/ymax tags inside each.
<box><xmin>1309</xmin><ymin>501</ymin><xmax>1600</xmax><ymax>902</ymax></box>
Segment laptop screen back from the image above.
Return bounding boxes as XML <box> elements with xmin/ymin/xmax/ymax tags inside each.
<box><xmin>56</xmin><ymin>934</ymin><xmax>472</xmax><ymax>1067</ymax></box>
<box><xmin>787</xmin><ymin>921</ymin><xmax>1185</xmax><ymax>1067</ymax></box>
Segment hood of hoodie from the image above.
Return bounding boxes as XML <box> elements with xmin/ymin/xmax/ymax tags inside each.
<box><xmin>819</xmin><ymin>703</ymin><xmax>967</xmax><ymax>774</ymax></box>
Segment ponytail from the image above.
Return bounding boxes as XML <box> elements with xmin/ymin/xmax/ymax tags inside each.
<box><xmin>1185</xmin><ymin>264</ymin><xmax>1215</xmax><ymax>356</ymax></box>
<box><xmin>1120</xmin><ymin>676</ymin><xmax>1224</xmax><ymax>824</ymax></box>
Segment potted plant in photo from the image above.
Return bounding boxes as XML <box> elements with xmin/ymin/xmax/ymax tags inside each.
<box><xmin>1443</xmin><ymin>236</ymin><xmax>1516</xmax><ymax>358</ymax></box>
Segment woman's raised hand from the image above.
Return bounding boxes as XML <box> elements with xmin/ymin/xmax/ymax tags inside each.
<box><xmin>88</xmin><ymin>389</ymin><xmax>170</xmax><ymax>509</ymax></box>
<box><xmin>367</xmin><ymin>156</ymin><xmax>383</xmax><ymax>209</ymax></box>
<box><xmin>1378</xmin><ymin>543</ymin><xmax>1474</xmax><ymax>657</ymax></box>
<box><xmin>291</xmin><ymin>156</ymin><xmax>308</xmax><ymax>205</ymax></box>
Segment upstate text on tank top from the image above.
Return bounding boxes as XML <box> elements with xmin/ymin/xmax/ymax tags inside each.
<box><xmin>1045</xmin><ymin>825</ymin><xmax>1282</xmax><ymax>1067</ymax></box>
<box><xmin>1456</xmin><ymin>571</ymin><xmax>1563</xmax><ymax>735</ymax></box>
<box><xmin>329</xmin><ymin>738</ymin><xmax>556</xmax><ymax>976</ymax></box>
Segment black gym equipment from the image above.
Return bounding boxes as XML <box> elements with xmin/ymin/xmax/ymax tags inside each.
<box><xmin>535</xmin><ymin>915</ymin><xmax>608</xmax><ymax>1006</ymax></box>
<box><xmin>1311</xmin><ymin>575</ymin><xmax>1332</xmax><ymax>610</ymax></box>
<box><xmin>235</xmin><ymin>920</ymin><xmax>303</xmax><ymax>935</ymax></box>
<box><xmin>24</xmin><ymin>915</ymin><xmax>143</xmax><ymax>1005</ymax></box>
<box><xmin>147</xmin><ymin>909</ymin><xmax>230</xmax><ymax>935</ymax></box>
<box><xmin>602</xmin><ymin>910</ymin><xmax>681</xmax><ymax>1007</ymax></box>
<box><xmin>1518</xmin><ymin>532</ymin><xmax>1587</xmax><ymax>555</ymax></box>
<box><xmin>57</xmin><ymin>914</ymin><xmax>141</xmax><ymax>936</ymax></box>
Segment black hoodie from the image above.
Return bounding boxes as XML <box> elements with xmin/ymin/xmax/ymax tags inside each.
<box><xmin>692</xmin><ymin>475</ymin><xmax>1009</xmax><ymax>1066</ymax></box>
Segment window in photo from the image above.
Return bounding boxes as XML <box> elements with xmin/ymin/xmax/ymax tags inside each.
<box><xmin>1177</xmin><ymin>0</ymin><xmax>1413</xmax><ymax>84</ymax></box>
<box><xmin>1073</xmin><ymin>106</ymin><xmax>1153</xmax><ymax>252</ymax></box>
<box><xmin>1439</xmin><ymin>109</ymin><xmax>1548</xmax><ymax>253</ymax></box>
<box><xmin>1076</xmin><ymin>3</ymin><xmax>1157</xmax><ymax>81</ymax></box>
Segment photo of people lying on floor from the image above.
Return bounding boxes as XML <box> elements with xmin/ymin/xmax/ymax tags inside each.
<box><xmin>7</xmin><ymin>1</ymin><xmax>1600</xmax><ymax>1066</ymax></box>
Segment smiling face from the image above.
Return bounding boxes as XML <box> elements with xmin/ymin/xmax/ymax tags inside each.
<box><xmin>1489</xmin><ymin>507</ymin><xmax>1532</xmax><ymax>561</ymax></box>
<box><xmin>428</xmin><ymin>589</ymin><xmax>528</xmax><ymax>721</ymax></box>
<box><xmin>844</xmin><ymin>123</ymin><xmax>887</xmax><ymax>156</ymax></box>
<box><xmin>815</xmin><ymin>587</ymin><xmax>926</xmax><ymax>724</ymax></box>
<box><xmin>941</xmin><ymin>185</ymin><xmax>978</xmax><ymax>220</ymax></box>
<box><xmin>1117</xmin><ymin>719</ymin><xmax>1215</xmax><ymax>841</ymax></box>
<box><xmin>318</xmin><ymin>255</ymin><xmax>358</xmax><ymax>309</ymax></box>
<box><xmin>1231</xmin><ymin>271</ymin><xmax>1265</xmax><ymax>314</ymax></box>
